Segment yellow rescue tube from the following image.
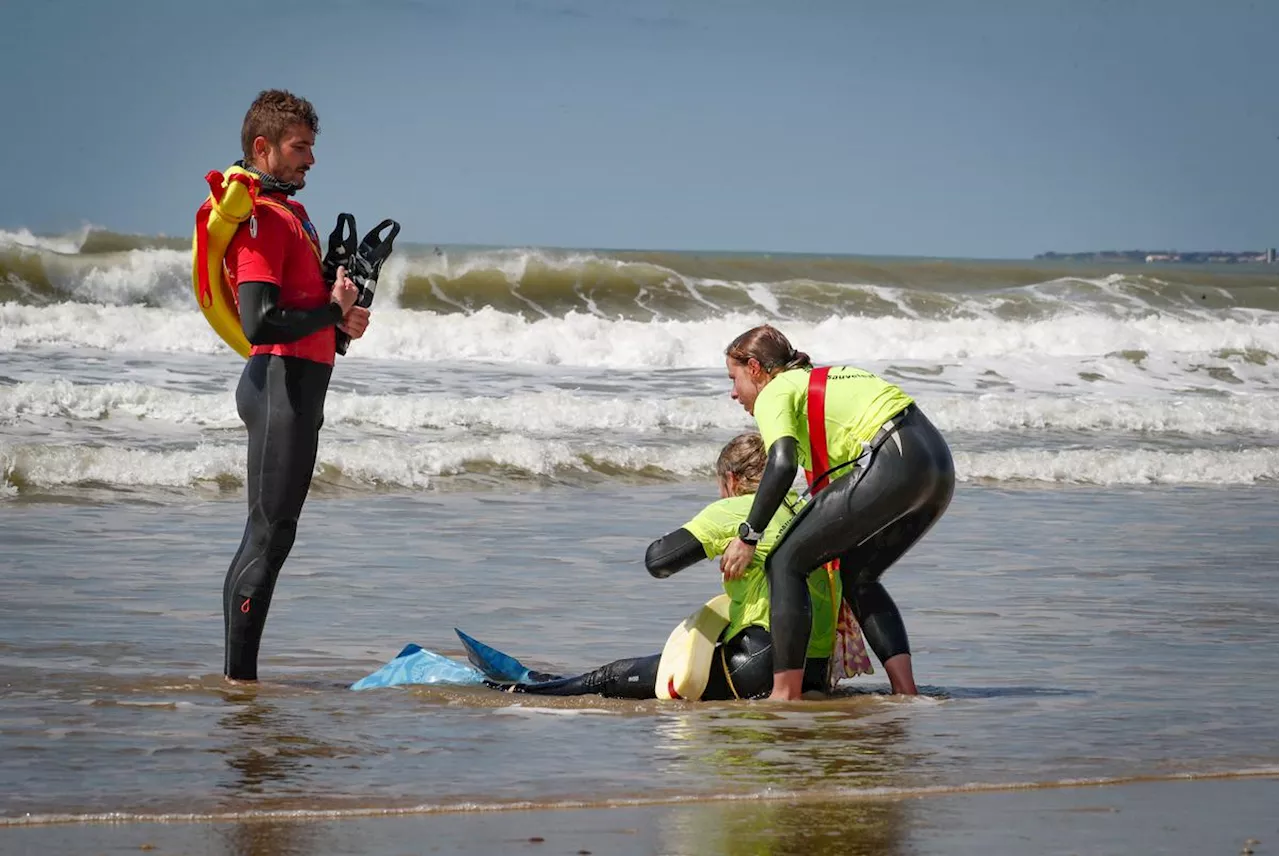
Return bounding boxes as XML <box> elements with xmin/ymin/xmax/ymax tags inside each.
<box><xmin>192</xmin><ymin>166</ymin><xmax>258</xmax><ymax>358</ymax></box>
<box><xmin>655</xmin><ymin>594</ymin><xmax>732</xmax><ymax>701</ymax></box>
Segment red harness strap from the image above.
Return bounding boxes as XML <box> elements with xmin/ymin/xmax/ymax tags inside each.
<box><xmin>805</xmin><ymin>367</ymin><xmax>844</xmax><ymax>599</ymax></box>
<box><xmin>256</xmin><ymin>196</ymin><xmax>323</xmax><ymax>265</ymax></box>
<box><xmin>805</xmin><ymin>366</ymin><xmax>832</xmax><ymax>494</ymax></box>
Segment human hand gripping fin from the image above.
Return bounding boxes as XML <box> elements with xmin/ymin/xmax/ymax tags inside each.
<box><xmin>330</xmin><ymin>264</ymin><xmax>359</xmax><ymax>313</ymax></box>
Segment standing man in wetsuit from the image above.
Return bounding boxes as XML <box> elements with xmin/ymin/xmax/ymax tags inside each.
<box><xmin>221</xmin><ymin>89</ymin><xmax>370</xmax><ymax>682</ymax></box>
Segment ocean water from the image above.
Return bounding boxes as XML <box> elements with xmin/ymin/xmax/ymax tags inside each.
<box><xmin>0</xmin><ymin>226</ymin><xmax>1276</xmax><ymax>830</ymax></box>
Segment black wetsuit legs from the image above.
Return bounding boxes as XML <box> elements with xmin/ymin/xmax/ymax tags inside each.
<box><xmin>508</xmin><ymin>654</ymin><xmax>663</xmax><ymax>699</ymax></box>
<box><xmin>508</xmin><ymin>627</ymin><xmax>828</xmax><ymax>700</ymax></box>
<box><xmin>223</xmin><ymin>354</ymin><xmax>332</xmax><ymax>680</ymax></box>
<box><xmin>839</xmin><ymin>507</ymin><xmax>943</xmax><ymax>664</ymax></box>
<box><xmin>765</xmin><ymin>405</ymin><xmax>955</xmax><ymax>671</ymax></box>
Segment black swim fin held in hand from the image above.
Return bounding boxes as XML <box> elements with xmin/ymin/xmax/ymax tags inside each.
<box><xmin>352</xmin><ymin>219</ymin><xmax>401</xmax><ymax>291</ymax></box>
<box><xmin>322</xmin><ymin>213</ymin><xmax>358</xmax><ymax>285</ymax></box>
<box><xmin>325</xmin><ymin>213</ymin><xmax>401</xmax><ymax>355</ymax></box>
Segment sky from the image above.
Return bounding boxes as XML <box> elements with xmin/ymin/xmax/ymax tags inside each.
<box><xmin>0</xmin><ymin>0</ymin><xmax>1275</xmax><ymax>259</ymax></box>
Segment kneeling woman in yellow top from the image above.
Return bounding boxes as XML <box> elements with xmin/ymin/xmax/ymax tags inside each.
<box><xmin>486</xmin><ymin>433</ymin><xmax>838</xmax><ymax>699</ymax></box>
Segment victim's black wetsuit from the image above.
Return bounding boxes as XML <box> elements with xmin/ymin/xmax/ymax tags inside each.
<box><xmin>501</xmin><ymin>528</ymin><xmax>829</xmax><ymax>700</ymax></box>
<box><xmin>222</xmin><ymin>282</ymin><xmax>342</xmax><ymax>680</ymax></box>
<box><xmin>745</xmin><ymin>402</ymin><xmax>955</xmax><ymax>672</ymax></box>
<box><xmin>502</xmin><ymin>626</ymin><xmax>829</xmax><ymax>700</ymax></box>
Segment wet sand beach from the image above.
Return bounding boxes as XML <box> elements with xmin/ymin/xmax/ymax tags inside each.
<box><xmin>2</xmin><ymin>775</ymin><xmax>1273</xmax><ymax>856</ymax></box>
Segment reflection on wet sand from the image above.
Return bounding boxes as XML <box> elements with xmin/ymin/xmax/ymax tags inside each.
<box><xmin>2</xmin><ymin>776</ymin><xmax>1272</xmax><ymax>856</ymax></box>
<box><xmin>655</xmin><ymin>698</ymin><xmax>916</xmax><ymax>785</ymax></box>
<box><xmin>212</xmin><ymin>686</ymin><xmax>323</xmax><ymax>856</ymax></box>
<box><xmin>661</xmin><ymin>797</ymin><xmax>912</xmax><ymax>856</ymax></box>
<box><xmin>654</xmin><ymin>698</ymin><xmax>917</xmax><ymax>855</ymax></box>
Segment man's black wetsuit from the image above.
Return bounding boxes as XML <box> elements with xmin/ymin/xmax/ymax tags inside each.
<box><xmin>221</xmin><ymin>186</ymin><xmax>344</xmax><ymax>681</ymax></box>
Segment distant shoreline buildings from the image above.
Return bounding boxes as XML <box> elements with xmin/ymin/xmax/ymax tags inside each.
<box><xmin>1035</xmin><ymin>248</ymin><xmax>1278</xmax><ymax>264</ymax></box>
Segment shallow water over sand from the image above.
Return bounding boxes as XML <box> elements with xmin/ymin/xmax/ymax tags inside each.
<box><xmin>1</xmin><ymin>483</ymin><xmax>1274</xmax><ymax>822</ymax></box>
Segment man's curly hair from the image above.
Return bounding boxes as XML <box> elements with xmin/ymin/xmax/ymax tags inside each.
<box><xmin>240</xmin><ymin>89</ymin><xmax>320</xmax><ymax>161</ymax></box>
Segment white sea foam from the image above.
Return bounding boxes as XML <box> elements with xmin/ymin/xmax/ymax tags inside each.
<box><xmin>954</xmin><ymin>447</ymin><xmax>1277</xmax><ymax>486</ymax></box>
<box><xmin>742</xmin><ymin>281</ymin><xmax>782</xmax><ymax>315</ymax></box>
<box><xmin>2</xmin><ymin>288</ymin><xmax>1275</xmax><ymax>501</ymax></box>
<box><xmin>3</xmin><ymin>302</ymin><xmax>1272</xmax><ymax>375</ymax></box>
<box><xmin>52</xmin><ymin>248</ymin><xmax>191</xmax><ymax>307</ymax></box>
<box><xmin>2</xmin><ymin>380</ymin><xmax>1276</xmax><ymax>437</ymax></box>
<box><xmin>0</xmin><ymin>437</ymin><xmax>728</xmax><ymax>492</ymax></box>
<box><xmin>927</xmin><ymin>393</ymin><xmax>1277</xmax><ymax>436</ymax></box>
<box><xmin>0</xmin><ymin>442</ymin><xmax>245</xmax><ymax>489</ymax></box>
<box><xmin>0</xmin><ymin>225</ymin><xmax>94</xmax><ymax>255</ymax></box>
<box><xmin>2</xmin><ymin>438</ymin><xmax>1273</xmax><ymax>493</ymax></box>
<box><xmin>0</xmin><ymin>303</ymin><xmax>227</xmax><ymax>355</ymax></box>
<box><xmin>0</xmin><ymin>379</ymin><xmax>241</xmax><ymax>426</ymax></box>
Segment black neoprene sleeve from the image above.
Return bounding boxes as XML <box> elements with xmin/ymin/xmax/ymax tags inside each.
<box><xmin>238</xmin><ymin>281</ymin><xmax>343</xmax><ymax>345</ymax></box>
<box><xmin>744</xmin><ymin>436</ymin><xmax>799</xmax><ymax>534</ymax></box>
<box><xmin>645</xmin><ymin>528</ymin><xmax>707</xmax><ymax>578</ymax></box>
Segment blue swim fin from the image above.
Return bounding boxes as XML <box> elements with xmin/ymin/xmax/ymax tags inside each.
<box><xmin>455</xmin><ymin>629</ymin><xmax>540</xmax><ymax>684</ymax></box>
<box><xmin>350</xmin><ymin>643</ymin><xmax>484</xmax><ymax>690</ymax></box>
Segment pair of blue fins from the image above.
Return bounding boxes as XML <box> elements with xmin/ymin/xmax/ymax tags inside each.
<box><xmin>350</xmin><ymin>630</ymin><xmax>562</xmax><ymax>692</ymax></box>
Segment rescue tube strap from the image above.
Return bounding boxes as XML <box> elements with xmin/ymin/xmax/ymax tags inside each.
<box><xmin>255</xmin><ymin>196</ymin><xmax>323</xmax><ymax>266</ymax></box>
<box><xmin>719</xmin><ymin>644</ymin><xmax>741</xmax><ymax>700</ymax></box>
<box><xmin>195</xmin><ymin>203</ymin><xmax>214</xmax><ymax>309</ymax></box>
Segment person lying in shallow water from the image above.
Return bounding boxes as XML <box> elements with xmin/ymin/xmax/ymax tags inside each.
<box><xmin>469</xmin><ymin>432</ymin><xmax>855</xmax><ymax>700</ymax></box>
